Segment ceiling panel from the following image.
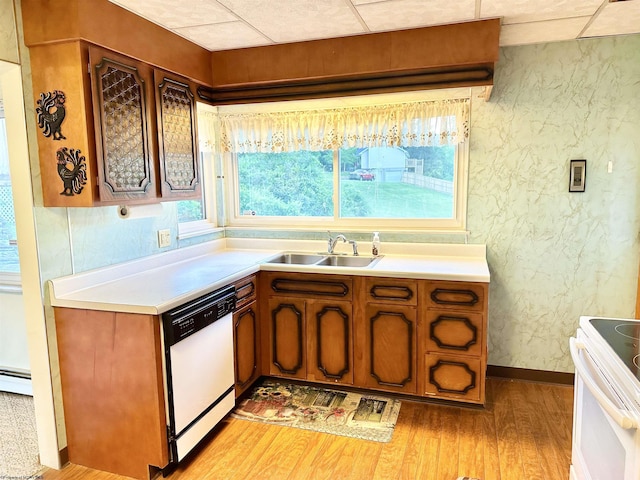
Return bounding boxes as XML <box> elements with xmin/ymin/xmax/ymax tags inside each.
<box><xmin>216</xmin><ymin>0</ymin><xmax>365</xmax><ymax>43</ymax></box>
<box><xmin>175</xmin><ymin>21</ymin><xmax>271</xmax><ymax>50</ymax></box>
<box><xmin>582</xmin><ymin>1</ymin><xmax>640</xmax><ymax>38</ymax></box>
<box><xmin>355</xmin><ymin>0</ymin><xmax>476</xmax><ymax>31</ymax></box>
<box><xmin>500</xmin><ymin>17</ymin><xmax>592</xmax><ymax>46</ymax></box>
<box><xmin>110</xmin><ymin>0</ymin><xmax>238</xmax><ymax>28</ymax></box>
<box><xmin>481</xmin><ymin>0</ymin><xmax>603</xmax><ymax>25</ymax></box>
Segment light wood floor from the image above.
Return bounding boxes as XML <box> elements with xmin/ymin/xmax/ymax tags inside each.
<box><xmin>41</xmin><ymin>378</ymin><xmax>574</xmax><ymax>480</ymax></box>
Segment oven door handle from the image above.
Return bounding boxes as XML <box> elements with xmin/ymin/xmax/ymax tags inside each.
<box><xmin>570</xmin><ymin>337</ymin><xmax>638</xmax><ymax>430</ymax></box>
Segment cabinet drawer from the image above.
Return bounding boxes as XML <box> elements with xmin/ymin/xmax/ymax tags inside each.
<box><xmin>424</xmin><ymin>311</ymin><xmax>484</xmax><ymax>357</ymax></box>
<box><xmin>424</xmin><ymin>281</ymin><xmax>487</xmax><ymax>312</ymax></box>
<box><xmin>424</xmin><ymin>353</ymin><xmax>483</xmax><ymax>403</ymax></box>
<box><xmin>234</xmin><ymin>275</ymin><xmax>257</xmax><ymax>310</ymax></box>
<box><xmin>364</xmin><ymin>278</ymin><xmax>417</xmax><ymax>306</ymax></box>
<box><xmin>266</xmin><ymin>273</ymin><xmax>352</xmax><ymax>301</ymax></box>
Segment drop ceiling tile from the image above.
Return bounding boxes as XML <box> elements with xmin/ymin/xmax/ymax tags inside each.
<box><xmin>500</xmin><ymin>17</ymin><xmax>591</xmax><ymax>46</ymax></box>
<box><xmin>216</xmin><ymin>0</ymin><xmax>364</xmax><ymax>43</ymax></box>
<box><xmin>356</xmin><ymin>0</ymin><xmax>476</xmax><ymax>31</ymax></box>
<box><xmin>582</xmin><ymin>1</ymin><xmax>640</xmax><ymax>38</ymax></box>
<box><xmin>175</xmin><ymin>21</ymin><xmax>272</xmax><ymax>51</ymax></box>
<box><xmin>481</xmin><ymin>0</ymin><xmax>603</xmax><ymax>25</ymax></box>
<box><xmin>109</xmin><ymin>0</ymin><xmax>237</xmax><ymax>28</ymax></box>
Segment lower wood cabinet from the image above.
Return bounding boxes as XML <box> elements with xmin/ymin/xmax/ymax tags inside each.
<box><xmin>306</xmin><ymin>300</ymin><xmax>353</xmax><ymax>384</ymax></box>
<box><xmin>359</xmin><ymin>304</ymin><xmax>417</xmax><ymax>394</ymax></box>
<box><xmin>233</xmin><ymin>275</ymin><xmax>261</xmax><ymax>396</ymax></box>
<box><xmin>421</xmin><ymin>280</ymin><xmax>488</xmax><ymax>404</ymax></box>
<box><xmin>53</xmin><ymin>307</ymin><xmax>169</xmax><ymax>480</ymax></box>
<box><xmin>269</xmin><ymin>297</ymin><xmax>307</xmax><ymax>379</ymax></box>
<box><xmin>260</xmin><ymin>272</ymin><xmax>488</xmax><ymax>405</ymax></box>
<box><xmin>233</xmin><ymin>300</ymin><xmax>260</xmax><ymax>397</ymax></box>
<box><xmin>262</xmin><ymin>272</ymin><xmax>354</xmax><ymax>385</ymax></box>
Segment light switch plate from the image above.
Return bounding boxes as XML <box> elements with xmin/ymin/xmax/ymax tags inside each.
<box><xmin>157</xmin><ymin>229</ymin><xmax>171</xmax><ymax>248</ymax></box>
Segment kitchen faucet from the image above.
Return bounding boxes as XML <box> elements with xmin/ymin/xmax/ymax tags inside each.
<box><xmin>328</xmin><ymin>233</ymin><xmax>347</xmax><ymax>254</ymax></box>
<box><xmin>327</xmin><ymin>233</ymin><xmax>358</xmax><ymax>255</ymax></box>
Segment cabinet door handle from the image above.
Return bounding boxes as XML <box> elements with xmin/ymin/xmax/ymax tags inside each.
<box><xmin>271</xmin><ymin>278</ymin><xmax>349</xmax><ymax>297</ymax></box>
<box><xmin>271</xmin><ymin>303</ymin><xmax>303</xmax><ymax>375</ymax></box>
<box><xmin>430</xmin><ymin>315</ymin><xmax>478</xmax><ymax>351</ymax></box>
<box><xmin>369</xmin><ymin>285</ymin><xmax>413</xmax><ymax>301</ymax></box>
<box><xmin>429</xmin><ymin>359</ymin><xmax>476</xmax><ymax>394</ymax></box>
<box><xmin>316</xmin><ymin>306</ymin><xmax>350</xmax><ymax>380</ymax></box>
<box><xmin>430</xmin><ymin>288</ymin><xmax>479</xmax><ymax>307</ymax></box>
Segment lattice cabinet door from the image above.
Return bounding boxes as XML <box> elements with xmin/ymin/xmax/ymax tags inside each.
<box><xmin>90</xmin><ymin>46</ymin><xmax>157</xmax><ymax>203</ymax></box>
<box><xmin>154</xmin><ymin>70</ymin><xmax>201</xmax><ymax>199</ymax></box>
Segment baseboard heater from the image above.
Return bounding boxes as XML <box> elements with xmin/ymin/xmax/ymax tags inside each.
<box><xmin>0</xmin><ymin>368</ymin><xmax>33</xmax><ymax>395</ymax></box>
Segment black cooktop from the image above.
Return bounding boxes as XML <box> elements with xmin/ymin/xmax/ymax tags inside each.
<box><xmin>590</xmin><ymin>318</ymin><xmax>640</xmax><ymax>383</ymax></box>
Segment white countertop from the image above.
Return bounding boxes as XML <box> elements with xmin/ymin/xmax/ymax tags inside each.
<box><xmin>46</xmin><ymin>238</ymin><xmax>490</xmax><ymax>315</ymax></box>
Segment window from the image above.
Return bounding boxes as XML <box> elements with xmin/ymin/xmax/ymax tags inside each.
<box><xmin>235</xmin><ymin>145</ymin><xmax>458</xmax><ymax>221</ymax></box>
<box><xmin>339</xmin><ymin>146</ymin><xmax>456</xmax><ymax>219</ymax></box>
<box><xmin>223</xmin><ymin>91</ymin><xmax>469</xmax><ymax>230</ymax></box>
<box><xmin>237</xmin><ymin>150</ymin><xmax>334</xmax><ymax>217</ymax></box>
<box><xmin>0</xmin><ymin>114</ymin><xmax>20</xmax><ymax>274</ymax></box>
<box><xmin>177</xmin><ymin>103</ymin><xmax>219</xmax><ymax>238</ymax></box>
<box><xmin>177</xmin><ymin>151</ymin><xmax>207</xmax><ymax>223</ymax></box>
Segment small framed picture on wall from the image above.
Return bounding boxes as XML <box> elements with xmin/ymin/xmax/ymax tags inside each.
<box><xmin>569</xmin><ymin>159</ymin><xmax>587</xmax><ymax>192</ymax></box>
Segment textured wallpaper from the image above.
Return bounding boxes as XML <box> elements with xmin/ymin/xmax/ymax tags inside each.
<box><xmin>469</xmin><ymin>35</ymin><xmax>640</xmax><ymax>372</ymax></box>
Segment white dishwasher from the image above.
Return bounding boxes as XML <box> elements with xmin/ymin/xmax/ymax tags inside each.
<box><xmin>162</xmin><ymin>285</ymin><xmax>236</xmax><ymax>469</ymax></box>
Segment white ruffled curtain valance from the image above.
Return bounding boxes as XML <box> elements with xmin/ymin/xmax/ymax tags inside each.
<box><xmin>215</xmin><ymin>98</ymin><xmax>469</xmax><ymax>154</ymax></box>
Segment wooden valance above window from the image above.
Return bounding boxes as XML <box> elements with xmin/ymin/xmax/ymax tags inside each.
<box><xmin>199</xmin><ymin>19</ymin><xmax>500</xmax><ymax>105</ymax></box>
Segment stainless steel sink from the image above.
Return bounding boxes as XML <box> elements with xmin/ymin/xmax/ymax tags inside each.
<box><xmin>315</xmin><ymin>255</ymin><xmax>381</xmax><ymax>268</ymax></box>
<box><xmin>265</xmin><ymin>252</ymin><xmax>382</xmax><ymax>268</ymax></box>
<box><xmin>266</xmin><ymin>253</ymin><xmax>327</xmax><ymax>265</ymax></box>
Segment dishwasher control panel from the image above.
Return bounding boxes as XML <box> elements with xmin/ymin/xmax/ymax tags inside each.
<box><xmin>163</xmin><ymin>285</ymin><xmax>236</xmax><ymax>346</ymax></box>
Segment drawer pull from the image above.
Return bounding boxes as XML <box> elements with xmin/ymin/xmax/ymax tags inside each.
<box><xmin>369</xmin><ymin>285</ymin><xmax>414</xmax><ymax>301</ymax></box>
<box><xmin>430</xmin><ymin>288</ymin><xmax>479</xmax><ymax>307</ymax></box>
<box><xmin>429</xmin><ymin>359</ymin><xmax>476</xmax><ymax>394</ymax></box>
<box><xmin>271</xmin><ymin>278</ymin><xmax>349</xmax><ymax>297</ymax></box>
<box><xmin>430</xmin><ymin>315</ymin><xmax>478</xmax><ymax>351</ymax></box>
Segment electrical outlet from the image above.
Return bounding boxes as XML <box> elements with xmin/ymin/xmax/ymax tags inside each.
<box><xmin>157</xmin><ymin>229</ymin><xmax>171</xmax><ymax>248</ymax></box>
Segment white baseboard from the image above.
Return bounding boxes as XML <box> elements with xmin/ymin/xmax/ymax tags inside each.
<box><xmin>0</xmin><ymin>372</ymin><xmax>33</xmax><ymax>395</ymax></box>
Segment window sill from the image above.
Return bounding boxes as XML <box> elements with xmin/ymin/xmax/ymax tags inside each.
<box><xmin>0</xmin><ymin>272</ymin><xmax>22</xmax><ymax>293</ymax></box>
<box><xmin>178</xmin><ymin>220</ymin><xmax>224</xmax><ymax>240</ymax></box>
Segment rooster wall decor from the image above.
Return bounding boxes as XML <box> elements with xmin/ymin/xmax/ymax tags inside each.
<box><xmin>36</xmin><ymin>90</ymin><xmax>66</xmax><ymax>140</ymax></box>
<box><xmin>56</xmin><ymin>147</ymin><xmax>87</xmax><ymax>196</ymax></box>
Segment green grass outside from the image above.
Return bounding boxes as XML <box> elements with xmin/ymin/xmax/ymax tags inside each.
<box><xmin>339</xmin><ymin>174</ymin><xmax>453</xmax><ymax>218</ymax></box>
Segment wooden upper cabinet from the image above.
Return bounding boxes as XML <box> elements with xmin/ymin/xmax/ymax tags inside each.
<box><xmin>28</xmin><ymin>40</ymin><xmax>202</xmax><ymax>207</ymax></box>
<box><xmin>154</xmin><ymin>70</ymin><xmax>201</xmax><ymax>198</ymax></box>
<box><xmin>29</xmin><ymin>42</ymin><xmax>98</xmax><ymax>207</ymax></box>
<box><xmin>90</xmin><ymin>46</ymin><xmax>157</xmax><ymax>203</ymax></box>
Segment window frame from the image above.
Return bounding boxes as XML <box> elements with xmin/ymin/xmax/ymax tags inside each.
<box><xmin>177</xmin><ymin>103</ymin><xmax>223</xmax><ymax>239</ymax></box>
